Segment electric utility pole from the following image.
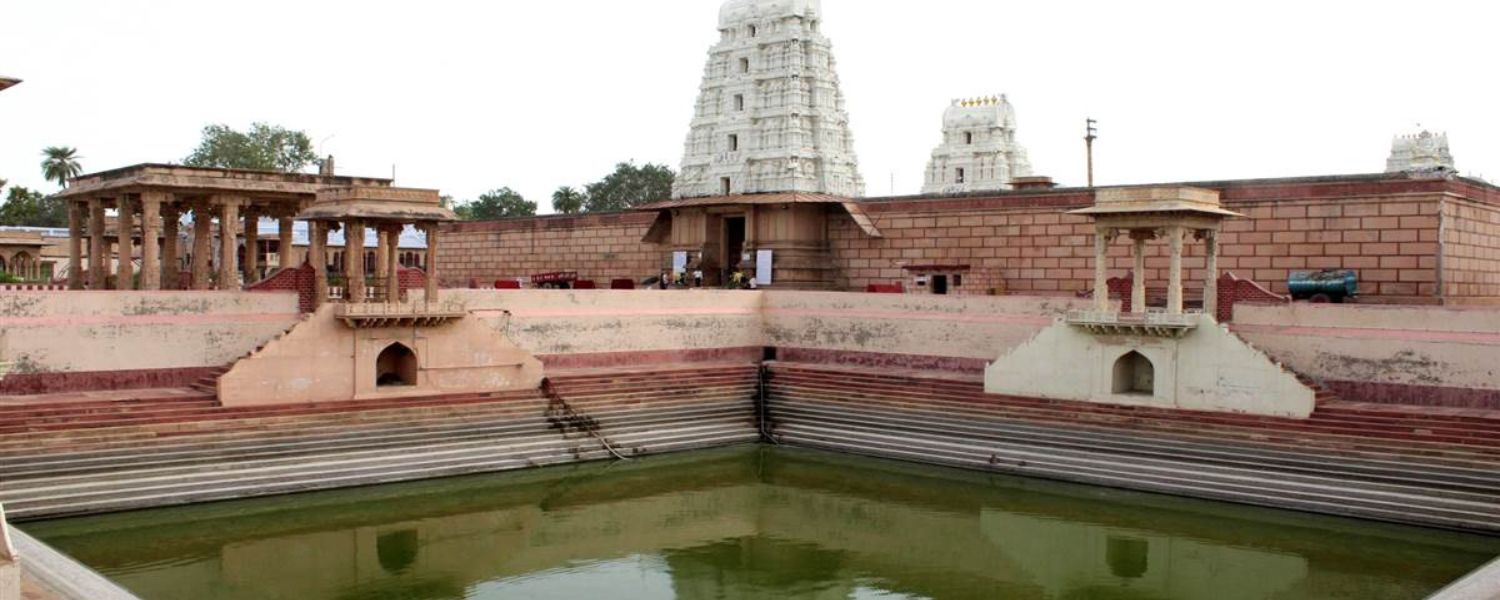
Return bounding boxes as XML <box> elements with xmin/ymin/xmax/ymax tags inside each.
<box><xmin>1085</xmin><ymin>118</ymin><xmax>1098</xmax><ymax>188</ymax></box>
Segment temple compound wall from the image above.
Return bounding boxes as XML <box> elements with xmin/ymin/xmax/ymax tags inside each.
<box><xmin>438</xmin><ymin>174</ymin><xmax>1500</xmax><ymax>305</ymax></box>
<box><xmin>5</xmin><ymin>289</ymin><xmax>1500</xmax><ymax>410</ymax></box>
<box><xmin>0</xmin><ymin>291</ymin><xmax>302</xmax><ymax>394</ymax></box>
<box><xmin>1233</xmin><ymin>302</ymin><xmax>1500</xmax><ymax>408</ymax></box>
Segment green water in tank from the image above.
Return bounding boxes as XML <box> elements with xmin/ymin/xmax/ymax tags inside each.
<box><xmin>22</xmin><ymin>446</ymin><xmax>1500</xmax><ymax>600</ymax></box>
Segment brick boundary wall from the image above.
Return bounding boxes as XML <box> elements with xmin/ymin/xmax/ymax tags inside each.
<box><xmin>436</xmin><ymin>174</ymin><xmax>1500</xmax><ymax>304</ymax></box>
<box><xmin>440</xmin><ymin>213</ymin><xmax>660</xmax><ymax>290</ymax></box>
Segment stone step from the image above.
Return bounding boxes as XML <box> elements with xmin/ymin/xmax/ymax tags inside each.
<box><xmin>2</xmin><ymin>405</ymin><xmax>754</xmax><ymax>489</ymax></box>
<box><xmin>0</xmin><ymin>389</ymin><xmax>546</xmax><ymax>435</ymax></box>
<box><xmin>769</xmin><ymin>398</ymin><xmax>1500</xmax><ymax>493</ymax></box>
<box><xmin>770</xmin><ymin>424</ymin><xmax>1500</xmax><ymax>533</ymax></box>
<box><xmin>2</xmin><ymin>421</ymin><xmax>758</xmax><ymax>520</ymax></box>
<box><xmin>767</xmin><ymin>382</ymin><xmax>1500</xmax><ymax>463</ymax></box>
<box><xmin>766</xmin><ymin>369</ymin><xmax>1500</xmax><ymax>448</ymax></box>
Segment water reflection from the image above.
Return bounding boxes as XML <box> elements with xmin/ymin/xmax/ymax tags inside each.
<box><xmin>23</xmin><ymin>446</ymin><xmax>1500</xmax><ymax>600</ymax></box>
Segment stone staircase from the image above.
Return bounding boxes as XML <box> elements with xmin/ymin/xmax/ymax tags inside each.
<box><xmin>763</xmin><ymin>361</ymin><xmax>1500</xmax><ymax>533</ymax></box>
<box><xmin>190</xmin><ymin>316</ymin><xmax>310</xmax><ymax>397</ymax></box>
<box><xmin>0</xmin><ymin>363</ymin><xmax>760</xmax><ymax>520</ymax></box>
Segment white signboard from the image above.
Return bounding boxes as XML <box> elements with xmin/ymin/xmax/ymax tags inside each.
<box><xmin>755</xmin><ymin>249</ymin><xmax>773</xmax><ymax>286</ymax></box>
<box><xmin>672</xmin><ymin>251</ymin><xmax>689</xmax><ymax>275</ymax></box>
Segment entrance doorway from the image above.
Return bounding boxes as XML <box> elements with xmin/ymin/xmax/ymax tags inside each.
<box><xmin>932</xmin><ymin>274</ymin><xmax>949</xmax><ymax>295</ymax></box>
<box><xmin>723</xmin><ymin>216</ymin><xmax>746</xmax><ymax>284</ymax></box>
<box><xmin>376</xmin><ymin>343</ymin><xmax>418</xmax><ymax>387</ymax></box>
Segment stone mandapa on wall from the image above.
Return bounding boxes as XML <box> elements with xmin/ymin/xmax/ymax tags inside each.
<box><xmin>0</xmin><ymin>291</ymin><xmax>303</xmax><ymax>394</ymax></box>
<box><xmin>1232</xmin><ymin>303</ymin><xmax>1500</xmax><ymax>408</ymax></box>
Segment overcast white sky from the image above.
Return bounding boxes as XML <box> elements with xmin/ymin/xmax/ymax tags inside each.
<box><xmin>2</xmin><ymin>0</ymin><xmax>1496</xmax><ymax>211</ymax></box>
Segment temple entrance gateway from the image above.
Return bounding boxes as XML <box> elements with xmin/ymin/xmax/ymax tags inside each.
<box><xmin>376</xmin><ymin>343</ymin><xmax>418</xmax><ymax>387</ymax></box>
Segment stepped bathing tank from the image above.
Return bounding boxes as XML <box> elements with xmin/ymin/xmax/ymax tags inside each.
<box><xmin>4</xmin><ymin>287</ymin><xmax>1500</xmax><ymax>599</ymax></box>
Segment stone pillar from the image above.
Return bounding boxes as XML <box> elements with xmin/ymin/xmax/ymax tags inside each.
<box><xmin>191</xmin><ymin>206</ymin><xmax>214</xmax><ymax>290</ymax></box>
<box><xmin>139</xmin><ymin>193</ymin><xmax>162</xmax><ymax>290</ymax></box>
<box><xmin>345</xmin><ymin>220</ymin><xmax>365</xmax><ymax>303</ymax></box>
<box><xmin>375</xmin><ymin>227</ymin><xmax>391</xmax><ymax>292</ymax></box>
<box><xmin>1093</xmin><ymin>226</ymin><xmax>1111</xmax><ymax>312</ymax></box>
<box><xmin>310</xmin><ymin>221</ymin><xmax>328</xmax><ymax>309</ymax></box>
<box><xmin>116</xmin><ymin>195</ymin><xmax>135</xmax><ymax>289</ymax></box>
<box><xmin>1167</xmin><ymin>225</ymin><xmax>1185</xmax><ymax>315</ymax></box>
<box><xmin>243</xmin><ymin>207</ymin><xmax>260</xmax><ymax>284</ymax></box>
<box><xmin>424</xmin><ymin>223</ymin><xmax>440</xmax><ymax>303</ymax></box>
<box><xmin>218</xmin><ymin>199</ymin><xmax>240</xmax><ymax>290</ymax></box>
<box><xmin>67</xmin><ymin>201</ymin><xmax>83</xmax><ymax>289</ymax></box>
<box><xmin>162</xmin><ymin>203</ymin><xmax>180</xmax><ymax>289</ymax></box>
<box><xmin>1202</xmin><ymin>229</ymin><xmax>1220</xmax><ymax>320</ymax></box>
<box><xmin>1130</xmin><ymin>231</ymin><xmax>1147</xmax><ymax>314</ymax></box>
<box><xmin>89</xmin><ymin>198</ymin><xmax>107</xmax><ymax>289</ymax></box>
<box><xmin>278</xmin><ymin>216</ymin><xmax>295</xmax><ymax>270</ymax></box>
<box><xmin>384</xmin><ymin>226</ymin><xmax>401</xmax><ymax>303</ymax></box>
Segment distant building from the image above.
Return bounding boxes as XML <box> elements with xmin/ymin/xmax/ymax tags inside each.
<box><xmin>1386</xmin><ymin>130</ymin><xmax>1455</xmax><ymax>174</ymax></box>
<box><xmin>922</xmin><ymin>95</ymin><xmax>1033</xmax><ymax>194</ymax></box>
<box><xmin>672</xmin><ymin>0</ymin><xmax>865</xmax><ymax>198</ymax></box>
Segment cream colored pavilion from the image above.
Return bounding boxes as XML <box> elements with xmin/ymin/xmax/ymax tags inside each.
<box><xmin>297</xmin><ymin>185</ymin><xmax>456</xmax><ymax>309</ymax></box>
<box><xmin>1071</xmin><ymin>186</ymin><xmax>1241</xmax><ymax>320</ymax></box>
<box><xmin>58</xmin><ymin>164</ymin><xmax>391</xmax><ymax>290</ymax></box>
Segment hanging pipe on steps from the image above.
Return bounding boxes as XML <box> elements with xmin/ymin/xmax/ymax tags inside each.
<box><xmin>758</xmin><ymin>364</ymin><xmax>781</xmax><ymax>445</ymax></box>
<box><xmin>540</xmin><ymin>377</ymin><xmax>630</xmax><ymax>461</ymax></box>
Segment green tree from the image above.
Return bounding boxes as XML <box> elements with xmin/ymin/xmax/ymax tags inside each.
<box><xmin>582</xmin><ymin>162</ymin><xmax>675</xmax><ymax>213</ymax></box>
<box><xmin>0</xmin><ymin>186</ymin><xmax>66</xmax><ymax>227</ymax></box>
<box><xmin>183</xmin><ymin>123</ymin><xmax>317</xmax><ymax>172</ymax></box>
<box><xmin>552</xmin><ymin>186</ymin><xmax>586</xmax><ymax>215</ymax></box>
<box><xmin>455</xmin><ymin>188</ymin><xmax>537</xmax><ymax>220</ymax></box>
<box><xmin>40</xmin><ymin>146</ymin><xmax>83</xmax><ymax>189</ymax></box>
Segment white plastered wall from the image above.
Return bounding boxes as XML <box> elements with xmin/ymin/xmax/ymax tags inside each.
<box><xmin>985</xmin><ymin>315</ymin><xmax>1316</xmax><ymax>418</ymax></box>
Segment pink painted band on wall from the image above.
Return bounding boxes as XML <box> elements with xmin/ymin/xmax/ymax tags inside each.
<box><xmin>0</xmin><ymin>313</ymin><xmax>301</xmax><ymax>327</ymax></box>
<box><xmin>1231</xmin><ymin>324</ymin><xmax>1500</xmax><ymax>346</ymax></box>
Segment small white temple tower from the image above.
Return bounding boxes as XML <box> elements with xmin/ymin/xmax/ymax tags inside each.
<box><xmin>922</xmin><ymin>95</ymin><xmax>1033</xmax><ymax>194</ymax></box>
<box><xmin>672</xmin><ymin>0</ymin><xmax>865</xmax><ymax>199</ymax></box>
<box><xmin>1386</xmin><ymin>130</ymin><xmax>1456</xmax><ymax>174</ymax></box>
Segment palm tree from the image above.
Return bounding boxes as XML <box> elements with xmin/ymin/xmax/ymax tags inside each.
<box><xmin>40</xmin><ymin>146</ymin><xmax>83</xmax><ymax>189</ymax></box>
<box><xmin>552</xmin><ymin>186</ymin><xmax>586</xmax><ymax>215</ymax></box>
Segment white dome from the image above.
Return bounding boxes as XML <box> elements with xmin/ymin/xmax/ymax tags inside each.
<box><xmin>719</xmin><ymin>0</ymin><xmax>821</xmax><ymax>28</ymax></box>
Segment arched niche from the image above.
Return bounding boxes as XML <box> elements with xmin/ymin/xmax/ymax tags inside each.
<box><xmin>1112</xmin><ymin>351</ymin><xmax>1155</xmax><ymax>396</ymax></box>
<box><xmin>376</xmin><ymin>342</ymin><xmax>418</xmax><ymax>387</ymax></box>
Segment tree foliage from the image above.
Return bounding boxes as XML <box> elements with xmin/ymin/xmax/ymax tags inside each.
<box><xmin>454</xmin><ymin>188</ymin><xmax>537</xmax><ymax>220</ymax></box>
<box><xmin>581</xmin><ymin>162</ymin><xmax>674</xmax><ymax>213</ymax></box>
<box><xmin>0</xmin><ymin>186</ymin><xmax>66</xmax><ymax>227</ymax></box>
<box><xmin>183</xmin><ymin>123</ymin><xmax>317</xmax><ymax>173</ymax></box>
<box><xmin>551</xmin><ymin>186</ymin><xmax>585</xmax><ymax>215</ymax></box>
<box><xmin>40</xmin><ymin>146</ymin><xmax>82</xmax><ymax>189</ymax></box>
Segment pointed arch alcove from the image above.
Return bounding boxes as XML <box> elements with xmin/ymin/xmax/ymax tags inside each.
<box><xmin>1112</xmin><ymin>351</ymin><xmax>1155</xmax><ymax>396</ymax></box>
<box><xmin>376</xmin><ymin>342</ymin><xmax>418</xmax><ymax>387</ymax></box>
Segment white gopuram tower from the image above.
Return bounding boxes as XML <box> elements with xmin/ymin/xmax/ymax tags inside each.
<box><xmin>672</xmin><ymin>0</ymin><xmax>865</xmax><ymax>199</ymax></box>
<box><xmin>922</xmin><ymin>95</ymin><xmax>1033</xmax><ymax>194</ymax></box>
<box><xmin>1386</xmin><ymin>130</ymin><xmax>1456</xmax><ymax>174</ymax></box>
